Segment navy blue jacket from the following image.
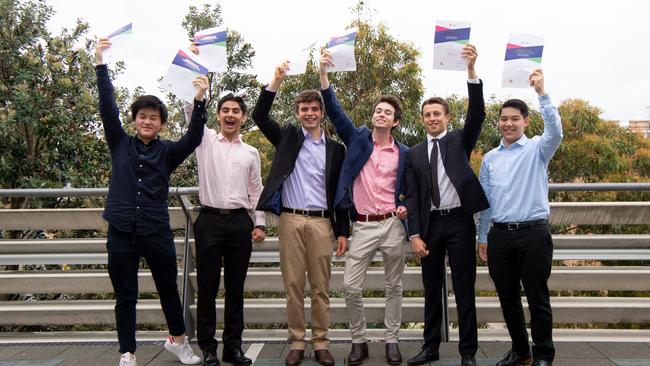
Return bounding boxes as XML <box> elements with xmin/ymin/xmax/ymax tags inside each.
<box><xmin>320</xmin><ymin>86</ymin><xmax>408</xmax><ymax>218</ymax></box>
<box><xmin>96</xmin><ymin>64</ymin><xmax>205</xmax><ymax>235</ymax></box>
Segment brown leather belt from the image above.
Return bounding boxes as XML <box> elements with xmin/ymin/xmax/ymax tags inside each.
<box><xmin>355</xmin><ymin>211</ymin><xmax>396</xmax><ymax>222</ymax></box>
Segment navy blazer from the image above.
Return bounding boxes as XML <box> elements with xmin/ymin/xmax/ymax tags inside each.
<box><xmin>404</xmin><ymin>81</ymin><xmax>489</xmax><ymax>239</ymax></box>
<box><xmin>321</xmin><ymin>86</ymin><xmax>408</xmax><ymax>217</ymax></box>
<box><xmin>251</xmin><ymin>86</ymin><xmax>350</xmax><ymax>238</ymax></box>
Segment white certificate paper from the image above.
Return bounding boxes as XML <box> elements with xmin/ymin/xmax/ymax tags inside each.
<box><xmin>433</xmin><ymin>20</ymin><xmax>471</xmax><ymax>71</ymax></box>
<box><xmin>159</xmin><ymin>49</ymin><xmax>210</xmax><ymax>103</ymax></box>
<box><xmin>193</xmin><ymin>27</ymin><xmax>227</xmax><ymax>72</ymax></box>
<box><xmin>103</xmin><ymin>22</ymin><xmax>133</xmax><ymax>65</ymax></box>
<box><xmin>502</xmin><ymin>33</ymin><xmax>545</xmax><ymax>88</ymax></box>
<box><xmin>326</xmin><ymin>28</ymin><xmax>357</xmax><ymax>72</ymax></box>
<box><xmin>286</xmin><ymin>41</ymin><xmax>317</xmax><ymax>76</ymax></box>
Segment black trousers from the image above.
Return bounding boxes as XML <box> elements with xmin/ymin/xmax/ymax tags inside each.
<box><xmin>420</xmin><ymin>212</ymin><xmax>478</xmax><ymax>356</ymax></box>
<box><xmin>487</xmin><ymin>224</ymin><xmax>555</xmax><ymax>361</ymax></box>
<box><xmin>107</xmin><ymin>225</ymin><xmax>186</xmax><ymax>354</ymax></box>
<box><xmin>194</xmin><ymin>211</ymin><xmax>253</xmax><ymax>354</ymax></box>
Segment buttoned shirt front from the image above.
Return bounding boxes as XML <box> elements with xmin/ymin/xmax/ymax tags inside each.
<box><xmin>427</xmin><ymin>130</ymin><xmax>462</xmax><ymax>210</ymax></box>
<box><xmin>353</xmin><ymin>135</ymin><xmax>400</xmax><ymax>215</ymax></box>
<box><xmin>281</xmin><ymin>128</ymin><xmax>328</xmax><ymax>210</ymax></box>
<box><xmin>477</xmin><ymin>94</ymin><xmax>563</xmax><ymax>242</ymax></box>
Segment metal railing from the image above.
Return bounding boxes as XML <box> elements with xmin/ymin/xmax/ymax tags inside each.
<box><xmin>1</xmin><ymin>183</ymin><xmax>649</xmax><ymax>340</ymax></box>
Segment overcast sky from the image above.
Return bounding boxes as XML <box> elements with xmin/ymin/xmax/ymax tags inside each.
<box><xmin>46</xmin><ymin>0</ymin><xmax>650</xmax><ymax>124</ymax></box>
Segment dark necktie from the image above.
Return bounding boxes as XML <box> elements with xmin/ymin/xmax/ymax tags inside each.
<box><xmin>430</xmin><ymin>139</ymin><xmax>441</xmax><ymax>207</ymax></box>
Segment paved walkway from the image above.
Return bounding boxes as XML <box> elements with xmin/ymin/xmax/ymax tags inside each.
<box><xmin>2</xmin><ymin>340</ymin><xmax>650</xmax><ymax>366</ymax></box>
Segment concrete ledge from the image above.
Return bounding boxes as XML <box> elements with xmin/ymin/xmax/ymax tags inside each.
<box><xmin>2</xmin><ymin>266</ymin><xmax>650</xmax><ymax>294</ymax></box>
<box><xmin>1</xmin><ymin>297</ymin><xmax>649</xmax><ymax>325</ymax></box>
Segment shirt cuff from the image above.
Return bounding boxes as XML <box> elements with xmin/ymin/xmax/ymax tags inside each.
<box><xmin>409</xmin><ymin>234</ymin><xmax>420</xmax><ymax>240</ymax></box>
<box><xmin>539</xmin><ymin>93</ymin><xmax>552</xmax><ymax>106</ymax></box>
<box><xmin>254</xmin><ymin>211</ymin><xmax>266</xmax><ymax>226</ymax></box>
<box><xmin>467</xmin><ymin>78</ymin><xmax>480</xmax><ymax>84</ymax></box>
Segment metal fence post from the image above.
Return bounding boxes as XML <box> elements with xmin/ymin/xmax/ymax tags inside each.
<box><xmin>177</xmin><ymin>192</ymin><xmax>196</xmax><ymax>339</ymax></box>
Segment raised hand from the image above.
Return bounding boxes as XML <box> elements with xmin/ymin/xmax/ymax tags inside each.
<box><xmin>95</xmin><ymin>37</ymin><xmax>112</xmax><ymax>65</ymax></box>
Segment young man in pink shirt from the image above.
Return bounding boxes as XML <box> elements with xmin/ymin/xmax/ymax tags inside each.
<box><xmin>184</xmin><ymin>46</ymin><xmax>266</xmax><ymax>366</ymax></box>
<box><xmin>319</xmin><ymin>50</ymin><xmax>409</xmax><ymax>366</ymax></box>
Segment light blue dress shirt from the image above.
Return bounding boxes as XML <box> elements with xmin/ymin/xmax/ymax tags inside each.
<box><xmin>282</xmin><ymin>127</ymin><xmax>328</xmax><ymax>210</ymax></box>
<box><xmin>477</xmin><ymin>94</ymin><xmax>563</xmax><ymax>243</ymax></box>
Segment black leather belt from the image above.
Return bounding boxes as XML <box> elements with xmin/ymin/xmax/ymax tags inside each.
<box><xmin>492</xmin><ymin>219</ymin><xmax>548</xmax><ymax>231</ymax></box>
<box><xmin>200</xmin><ymin>206</ymin><xmax>248</xmax><ymax>215</ymax></box>
<box><xmin>282</xmin><ymin>207</ymin><xmax>330</xmax><ymax>218</ymax></box>
<box><xmin>430</xmin><ymin>207</ymin><xmax>462</xmax><ymax>216</ymax></box>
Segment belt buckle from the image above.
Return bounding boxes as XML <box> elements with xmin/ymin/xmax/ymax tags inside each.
<box><xmin>440</xmin><ymin>208</ymin><xmax>450</xmax><ymax>216</ymax></box>
<box><xmin>218</xmin><ymin>209</ymin><xmax>229</xmax><ymax>215</ymax></box>
<box><xmin>507</xmin><ymin>222</ymin><xmax>519</xmax><ymax>230</ymax></box>
<box><xmin>301</xmin><ymin>209</ymin><xmax>309</xmax><ymax>217</ymax></box>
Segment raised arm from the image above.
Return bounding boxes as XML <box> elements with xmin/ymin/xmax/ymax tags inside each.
<box><xmin>168</xmin><ymin>75</ymin><xmax>209</xmax><ymax>168</ymax></box>
<box><xmin>95</xmin><ymin>38</ymin><xmax>127</xmax><ymax>152</ymax></box>
<box><xmin>460</xmin><ymin>44</ymin><xmax>486</xmax><ymax>158</ymax></box>
<box><xmin>251</xmin><ymin>62</ymin><xmax>289</xmax><ymax>146</ymax></box>
<box><xmin>530</xmin><ymin>69</ymin><xmax>563</xmax><ymax>163</ymax></box>
<box><xmin>319</xmin><ymin>50</ymin><xmax>357</xmax><ymax>145</ymax></box>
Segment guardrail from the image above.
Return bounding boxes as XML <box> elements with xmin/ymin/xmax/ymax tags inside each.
<box><xmin>1</xmin><ymin>184</ymin><xmax>649</xmax><ymax>340</ymax></box>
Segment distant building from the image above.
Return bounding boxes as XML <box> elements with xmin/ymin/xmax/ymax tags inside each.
<box><xmin>628</xmin><ymin>120</ymin><xmax>650</xmax><ymax>138</ymax></box>
<box><xmin>604</xmin><ymin>120</ymin><xmax>621</xmax><ymax>127</ymax></box>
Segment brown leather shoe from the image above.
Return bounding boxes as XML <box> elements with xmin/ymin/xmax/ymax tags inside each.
<box><xmin>314</xmin><ymin>349</ymin><xmax>335</xmax><ymax>366</ymax></box>
<box><xmin>285</xmin><ymin>349</ymin><xmax>304</xmax><ymax>366</ymax></box>
<box><xmin>347</xmin><ymin>343</ymin><xmax>369</xmax><ymax>365</ymax></box>
<box><xmin>386</xmin><ymin>343</ymin><xmax>402</xmax><ymax>365</ymax></box>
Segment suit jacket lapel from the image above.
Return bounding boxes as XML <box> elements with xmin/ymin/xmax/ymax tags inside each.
<box><xmin>440</xmin><ymin>135</ymin><xmax>448</xmax><ymax>167</ymax></box>
<box><xmin>325</xmin><ymin>138</ymin><xmax>333</xmax><ymax>189</ymax></box>
<box><xmin>421</xmin><ymin>139</ymin><xmax>432</xmax><ymax>190</ymax></box>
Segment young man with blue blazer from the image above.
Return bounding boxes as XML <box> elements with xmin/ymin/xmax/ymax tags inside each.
<box><xmin>319</xmin><ymin>50</ymin><xmax>408</xmax><ymax>366</ymax></box>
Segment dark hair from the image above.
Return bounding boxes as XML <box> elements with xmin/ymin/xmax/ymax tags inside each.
<box><xmin>294</xmin><ymin>90</ymin><xmax>324</xmax><ymax>113</ymax></box>
<box><xmin>218</xmin><ymin>93</ymin><xmax>247</xmax><ymax>115</ymax></box>
<box><xmin>373</xmin><ymin>95</ymin><xmax>402</xmax><ymax>122</ymax></box>
<box><xmin>500</xmin><ymin>99</ymin><xmax>529</xmax><ymax>118</ymax></box>
<box><xmin>130</xmin><ymin>95</ymin><xmax>168</xmax><ymax>124</ymax></box>
<box><xmin>420</xmin><ymin>97</ymin><xmax>450</xmax><ymax>116</ymax></box>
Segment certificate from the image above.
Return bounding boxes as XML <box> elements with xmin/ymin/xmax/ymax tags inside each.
<box><xmin>286</xmin><ymin>41</ymin><xmax>317</xmax><ymax>76</ymax></box>
<box><xmin>326</xmin><ymin>28</ymin><xmax>357</xmax><ymax>72</ymax></box>
<box><xmin>502</xmin><ymin>33</ymin><xmax>545</xmax><ymax>88</ymax></box>
<box><xmin>193</xmin><ymin>27</ymin><xmax>227</xmax><ymax>72</ymax></box>
<box><xmin>433</xmin><ymin>20</ymin><xmax>471</xmax><ymax>71</ymax></box>
<box><xmin>103</xmin><ymin>22</ymin><xmax>133</xmax><ymax>65</ymax></box>
<box><xmin>159</xmin><ymin>49</ymin><xmax>210</xmax><ymax>103</ymax></box>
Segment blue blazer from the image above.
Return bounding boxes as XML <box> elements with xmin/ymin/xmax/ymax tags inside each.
<box><xmin>321</xmin><ymin>86</ymin><xmax>408</xmax><ymax>217</ymax></box>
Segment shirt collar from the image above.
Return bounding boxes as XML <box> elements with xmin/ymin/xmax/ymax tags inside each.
<box><xmin>427</xmin><ymin>129</ymin><xmax>447</xmax><ymax>143</ymax></box>
<box><xmin>372</xmin><ymin>134</ymin><xmax>396</xmax><ymax>150</ymax></box>
<box><xmin>217</xmin><ymin>132</ymin><xmax>242</xmax><ymax>143</ymax></box>
<box><xmin>302</xmin><ymin>127</ymin><xmax>326</xmax><ymax>144</ymax></box>
<box><xmin>499</xmin><ymin>134</ymin><xmax>529</xmax><ymax>150</ymax></box>
<box><xmin>135</xmin><ymin>134</ymin><xmax>160</xmax><ymax>146</ymax></box>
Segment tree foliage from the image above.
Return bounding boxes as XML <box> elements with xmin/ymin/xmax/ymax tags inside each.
<box><xmin>0</xmin><ymin>0</ymin><xmax>112</xmax><ymax>208</ymax></box>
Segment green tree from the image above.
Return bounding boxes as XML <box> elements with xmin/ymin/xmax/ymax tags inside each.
<box><xmin>0</xmin><ymin>0</ymin><xmax>112</xmax><ymax>209</ymax></box>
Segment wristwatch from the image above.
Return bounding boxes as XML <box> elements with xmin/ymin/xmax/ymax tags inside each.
<box><xmin>255</xmin><ymin>225</ymin><xmax>266</xmax><ymax>231</ymax></box>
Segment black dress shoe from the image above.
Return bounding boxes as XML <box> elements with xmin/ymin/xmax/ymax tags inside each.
<box><xmin>461</xmin><ymin>354</ymin><xmax>477</xmax><ymax>366</ymax></box>
<box><xmin>531</xmin><ymin>360</ymin><xmax>551</xmax><ymax>366</ymax></box>
<box><xmin>314</xmin><ymin>349</ymin><xmax>335</xmax><ymax>366</ymax></box>
<box><xmin>407</xmin><ymin>348</ymin><xmax>439</xmax><ymax>366</ymax></box>
<box><xmin>202</xmin><ymin>351</ymin><xmax>221</xmax><ymax>366</ymax></box>
<box><xmin>347</xmin><ymin>343</ymin><xmax>369</xmax><ymax>365</ymax></box>
<box><xmin>496</xmin><ymin>350</ymin><xmax>532</xmax><ymax>366</ymax></box>
<box><xmin>386</xmin><ymin>343</ymin><xmax>402</xmax><ymax>365</ymax></box>
<box><xmin>222</xmin><ymin>349</ymin><xmax>251</xmax><ymax>365</ymax></box>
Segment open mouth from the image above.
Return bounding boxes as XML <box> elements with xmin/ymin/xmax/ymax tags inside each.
<box><xmin>224</xmin><ymin>120</ymin><xmax>237</xmax><ymax>127</ymax></box>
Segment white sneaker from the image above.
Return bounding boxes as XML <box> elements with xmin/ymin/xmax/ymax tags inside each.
<box><xmin>164</xmin><ymin>336</ymin><xmax>201</xmax><ymax>365</ymax></box>
<box><xmin>119</xmin><ymin>352</ymin><xmax>137</xmax><ymax>366</ymax></box>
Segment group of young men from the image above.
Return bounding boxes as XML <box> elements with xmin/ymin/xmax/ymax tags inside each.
<box><xmin>96</xmin><ymin>37</ymin><xmax>562</xmax><ymax>366</ymax></box>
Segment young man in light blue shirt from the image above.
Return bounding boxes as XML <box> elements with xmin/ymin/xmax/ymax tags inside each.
<box><xmin>477</xmin><ymin>69</ymin><xmax>562</xmax><ymax>366</ymax></box>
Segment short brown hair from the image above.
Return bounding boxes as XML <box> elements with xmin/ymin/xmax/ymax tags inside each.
<box><xmin>421</xmin><ymin>97</ymin><xmax>450</xmax><ymax>116</ymax></box>
<box><xmin>373</xmin><ymin>95</ymin><xmax>402</xmax><ymax>122</ymax></box>
<box><xmin>294</xmin><ymin>90</ymin><xmax>324</xmax><ymax>113</ymax></box>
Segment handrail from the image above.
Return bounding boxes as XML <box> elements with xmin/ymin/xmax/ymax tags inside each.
<box><xmin>1</xmin><ymin>183</ymin><xmax>649</xmax><ymax>198</ymax></box>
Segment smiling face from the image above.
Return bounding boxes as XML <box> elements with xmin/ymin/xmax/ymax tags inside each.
<box><xmin>372</xmin><ymin>102</ymin><xmax>399</xmax><ymax>131</ymax></box>
<box><xmin>296</xmin><ymin>101</ymin><xmax>323</xmax><ymax>131</ymax></box>
<box><xmin>134</xmin><ymin>108</ymin><xmax>163</xmax><ymax>143</ymax></box>
<box><xmin>421</xmin><ymin>102</ymin><xmax>449</xmax><ymax>137</ymax></box>
<box><xmin>218</xmin><ymin>100</ymin><xmax>245</xmax><ymax>139</ymax></box>
<box><xmin>499</xmin><ymin>107</ymin><xmax>529</xmax><ymax>146</ymax></box>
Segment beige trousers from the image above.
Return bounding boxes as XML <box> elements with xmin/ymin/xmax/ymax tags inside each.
<box><xmin>343</xmin><ymin>216</ymin><xmax>406</xmax><ymax>343</ymax></box>
<box><xmin>278</xmin><ymin>212</ymin><xmax>335</xmax><ymax>350</ymax></box>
